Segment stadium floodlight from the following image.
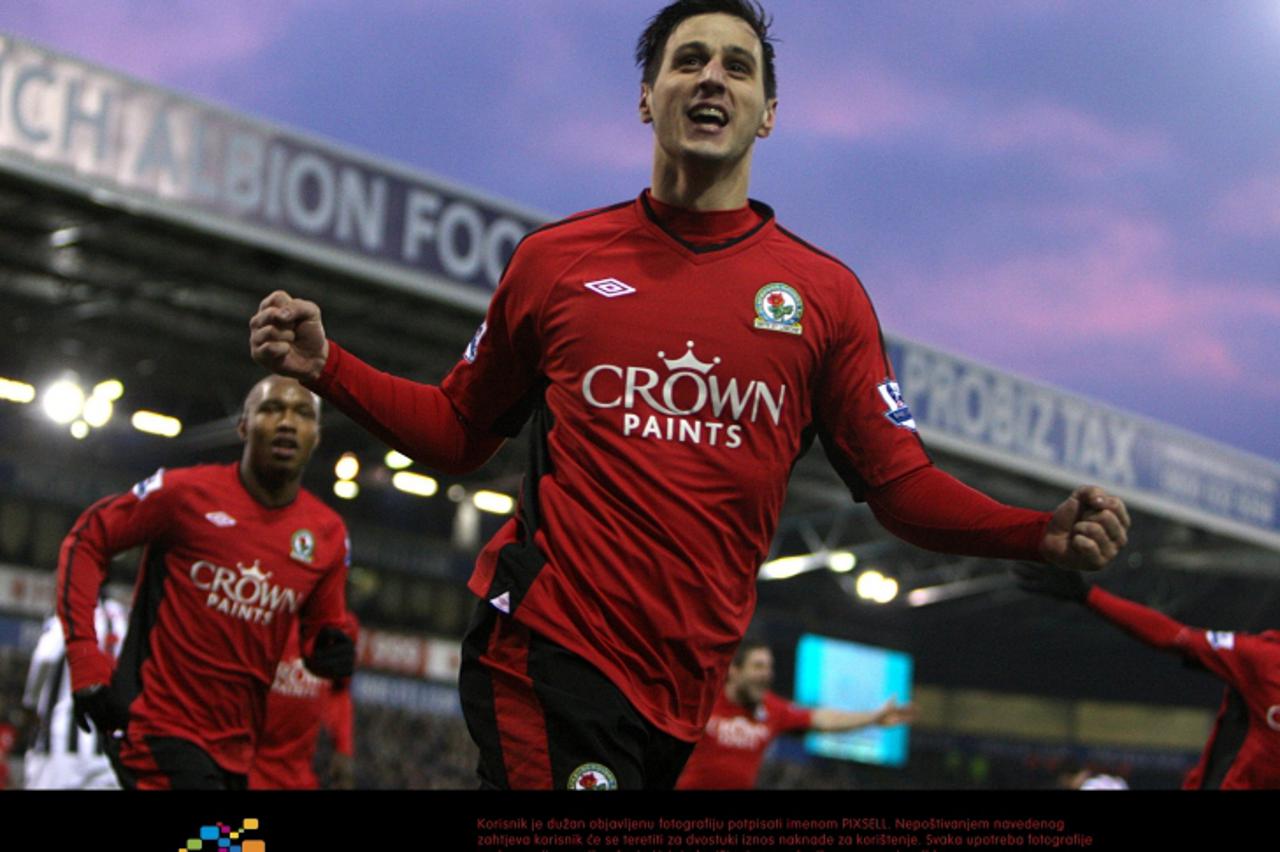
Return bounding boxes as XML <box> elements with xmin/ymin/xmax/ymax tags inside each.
<box><xmin>131</xmin><ymin>410</ymin><xmax>182</xmax><ymax>437</ymax></box>
<box><xmin>42</xmin><ymin>379</ymin><xmax>85</xmax><ymax>424</ymax></box>
<box><xmin>872</xmin><ymin>576</ymin><xmax>898</xmax><ymax>604</ymax></box>
<box><xmin>334</xmin><ymin>453</ymin><xmax>360</xmax><ymax>481</ymax></box>
<box><xmin>392</xmin><ymin>471</ymin><xmax>438</xmax><ymax>497</ymax></box>
<box><xmin>758</xmin><ymin>554</ymin><xmax>816</xmax><ymax>580</ymax></box>
<box><xmin>473</xmin><ymin>490</ymin><xmax>515</xmax><ymax>515</ymax></box>
<box><xmin>760</xmin><ymin>549</ymin><xmax>855</xmax><ymax>581</ymax></box>
<box><xmin>82</xmin><ymin>395</ymin><xmax>113</xmax><ymax>428</ymax></box>
<box><xmin>854</xmin><ymin>569</ymin><xmax>898</xmax><ymax>604</ymax></box>
<box><xmin>828</xmin><ymin>551</ymin><xmax>857</xmax><ymax>573</ymax></box>
<box><xmin>0</xmin><ymin>377</ymin><xmax>36</xmax><ymax>404</ymax></box>
<box><xmin>70</xmin><ymin>420</ymin><xmax>90</xmax><ymax>439</ymax></box>
<box><xmin>384</xmin><ymin>450</ymin><xmax>413</xmax><ymax>470</ymax></box>
<box><xmin>92</xmin><ymin>379</ymin><xmax>124</xmax><ymax>401</ymax></box>
<box><xmin>333</xmin><ymin>480</ymin><xmax>359</xmax><ymax>500</ymax></box>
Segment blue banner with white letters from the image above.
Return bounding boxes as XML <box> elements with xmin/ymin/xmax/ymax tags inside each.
<box><xmin>0</xmin><ymin>34</ymin><xmax>544</xmax><ymax>311</ymax></box>
<box><xmin>886</xmin><ymin>337</ymin><xmax>1280</xmax><ymax>548</ymax></box>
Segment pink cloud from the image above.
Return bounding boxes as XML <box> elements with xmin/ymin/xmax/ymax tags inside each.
<box><xmin>778</xmin><ymin>56</ymin><xmax>1173</xmax><ymax>181</ymax></box>
<box><xmin>885</xmin><ymin>204</ymin><xmax>1280</xmax><ymax>391</ymax></box>
<box><xmin>970</xmin><ymin>101</ymin><xmax>1174</xmax><ymax>178</ymax></box>
<box><xmin>536</xmin><ymin>116</ymin><xmax>653</xmax><ymax>172</ymax></box>
<box><xmin>780</xmin><ymin>61</ymin><xmax>941</xmax><ymax>141</ymax></box>
<box><xmin>1211</xmin><ymin>173</ymin><xmax>1280</xmax><ymax>239</ymax></box>
<box><xmin>1165</xmin><ymin>332</ymin><xmax>1245</xmax><ymax>383</ymax></box>
<box><xmin>12</xmin><ymin>0</ymin><xmax>317</xmax><ymax>82</ymax></box>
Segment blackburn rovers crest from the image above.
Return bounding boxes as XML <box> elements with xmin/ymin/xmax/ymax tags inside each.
<box><xmin>290</xmin><ymin>529</ymin><xmax>315</xmax><ymax>564</ymax></box>
<box><xmin>753</xmin><ymin>283</ymin><xmax>804</xmax><ymax>335</ymax></box>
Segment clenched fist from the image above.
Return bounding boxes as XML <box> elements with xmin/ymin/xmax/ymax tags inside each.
<box><xmin>249</xmin><ymin>290</ymin><xmax>330</xmax><ymax>382</ymax></box>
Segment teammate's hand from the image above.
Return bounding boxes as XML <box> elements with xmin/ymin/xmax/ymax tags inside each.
<box><xmin>72</xmin><ymin>684</ymin><xmax>130</xmax><ymax>735</ymax></box>
<box><xmin>249</xmin><ymin>290</ymin><xmax>330</xmax><ymax>382</ymax></box>
<box><xmin>1038</xmin><ymin>485</ymin><xmax>1130</xmax><ymax>571</ymax></box>
<box><xmin>304</xmin><ymin>626</ymin><xmax>356</xmax><ymax>679</ymax></box>
<box><xmin>874</xmin><ymin>698</ymin><xmax>915</xmax><ymax>727</ymax></box>
<box><xmin>328</xmin><ymin>752</ymin><xmax>355</xmax><ymax>789</ymax></box>
<box><xmin>1013</xmin><ymin>562</ymin><xmax>1089</xmax><ymax>603</ymax></box>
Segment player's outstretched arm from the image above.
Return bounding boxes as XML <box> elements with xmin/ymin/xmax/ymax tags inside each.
<box><xmin>1037</xmin><ymin>485</ymin><xmax>1130</xmax><ymax>572</ymax></box>
<box><xmin>249</xmin><ymin>290</ymin><xmax>330</xmax><ymax>382</ymax></box>
<box><xmin>809</xmin><ymin>698</ymin><xmax>916</xmax><ymax>733</ymax></box>
<box><xmin>866</xmin><ymin>469</ymin><xmax>1129</xmax><ymax>571</ymax></box>
<box><xmin>249</xmin><ymin>290</ymin><xmax>503</xmax><ymax>474</ymax></box>
<box><xmin>1015</xmin><ymin>564</ymin><xmax>1185</xmax><ymax>651</ymax></box>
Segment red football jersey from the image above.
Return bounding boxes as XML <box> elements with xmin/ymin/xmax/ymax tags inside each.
<box><xmin>676</xmin><ymin>690</ymin><xmax>813</xmax><ymax>789</ymax></box>
<box><xmin>1087</xmin><ymin>588</ymin><xmax>1280</xmax><ymax>789</ymax></box>
<box><xmin>57</xmin><ymin>463</ymin><xmax>350</xmax><ymax>775</ymax></box>
<box><xmin>249</xmin><ymin>624</ymin><xmax>354</xmax><ymax>789</ymax></box>
<box><xmin>313</xmin><ymin>191</ymin><xmax>1045</xmax><ymax>742</ymax></box>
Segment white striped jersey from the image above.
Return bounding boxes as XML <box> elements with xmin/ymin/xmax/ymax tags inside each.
<box><xmin>22</xmin><ymin>599</ymin><xmax>128</xmax><ymax>789</ymax></box>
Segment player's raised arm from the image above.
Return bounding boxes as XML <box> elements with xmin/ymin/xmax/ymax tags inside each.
<box><xmin>248</xmin><ymin>289</ymin><xmax>504</xmax><ymax>475</ymax></box>
<box><xmin>249</xmin><ymin>290</ymin><xmax>331</xmax><ymax>382</ymax></box>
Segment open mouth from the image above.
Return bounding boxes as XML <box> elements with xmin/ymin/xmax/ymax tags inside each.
<box><xmin>686</xmin><ymin>105</ymin><xmax>729</xmax><ymax>128</ymax></box>
<box><xmin>270</xmin><ymin>435</ymin><xmax>299</xmax><ymax>459</ymax></box>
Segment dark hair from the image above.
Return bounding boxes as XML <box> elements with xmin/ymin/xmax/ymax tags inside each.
<box><xmin>731</xmin><ymin>638</ymin><xmax>770</xmax><ymax>667</ymax></box>
<box><xmin>635</xmin><ymin>0</ymin><xmax>777</xmax><ymax>100</ymax></box>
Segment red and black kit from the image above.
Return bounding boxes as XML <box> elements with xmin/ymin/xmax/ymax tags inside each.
<box><xmin>313</xmin><ymin>191</ymin><xmax>1050</xmax><ymax>787</ymax></box>
<box><xmin>676</xmin><ymin>689</ymin><xmax>813</xmax><ymax>790</ymax></box>
<box><xmin>56</xmin><ymin>462</ymin><xmax>351</xmax><ymax>788</ymax></box>
<box><xmin>1087</xmin><ymin>587</ymin><xmax>1280</xmax><ymax>789</ymax></box>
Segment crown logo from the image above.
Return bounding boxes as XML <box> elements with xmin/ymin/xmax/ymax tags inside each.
<box><xmin>237</xmin><ymin>560</ymin><xmax>271</xmax><ymax>582</ymax></box>
<box><xmin>658</xmin><ymin>341</ymin><xmax>721</xmax><ymax>374</ymax></box>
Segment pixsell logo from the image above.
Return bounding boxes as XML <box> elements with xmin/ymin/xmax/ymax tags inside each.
<box><xmin>580</xmin><ymin>340</ymin><xmax>787</xmax><ymax>449</ymax></box>
<box><xmin>190</xmin><ymin>560</ymin><xmax>301</xmax><ymax>625</ymax></box>
<box><xmin>180</xmin><ymin>818</ymin><xmax>263</xmax><ymax>852</ymax></box>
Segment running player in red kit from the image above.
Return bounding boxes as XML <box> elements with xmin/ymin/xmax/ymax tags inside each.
<box><xmin>249</xmin><ymin>0</ymin><xmax>1130</xmax><ymax>789</ymax></box>
<box><xmin>677</xmin><ymin>641</ymin><xmax>914</xmax><ymax>789</ymax></box>
<box><xmin>1016</xmin><ymin>565</ymin><xmax>1280</xmax><ymax>789</ymax></box>
<box><xmin>56</xmin><ymin>376</ymin><xmax>356</xmax><ymax>790</ymax></box>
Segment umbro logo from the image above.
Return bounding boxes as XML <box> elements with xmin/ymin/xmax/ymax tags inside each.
<box><xmin>585</xmin><ymin>278</ymin><xmax>636</xmax><ymax>298</ymax></box>
<box><xmin>205</xmin><ymin>511</ymin><xmax>237</xmax><ymax>528</ymax></box>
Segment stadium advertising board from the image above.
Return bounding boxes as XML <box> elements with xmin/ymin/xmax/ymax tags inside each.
<box><xmin>0</xmin><ymin>34</ymin><xmax>543</xmax><ymax>310</ymax></box>
<box><xmin>888</xmin><ymin>337</ymin><xmax>1280</xmax><ymax>549</ymax></box>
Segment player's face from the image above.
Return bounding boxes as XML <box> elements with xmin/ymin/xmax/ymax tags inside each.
<box><xmin>731</xmin><ymin>647</ymin><xmax>774</xmax><ymax>704</ymax></box>
<box><xmin>239</xmin><ymin>377</ymin><xmax>320</xmax><ymax>483</ymax></box>
<box><xmin>640</xmin><ymin>13</ymin><xmax>776</xmax><ymax>171</ymax></box>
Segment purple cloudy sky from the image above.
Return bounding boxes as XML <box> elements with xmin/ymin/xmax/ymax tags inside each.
<box><xmin>3</xmin><ymin>1</ymin><xmax>1278</xmax><ymax>461</ymax></box>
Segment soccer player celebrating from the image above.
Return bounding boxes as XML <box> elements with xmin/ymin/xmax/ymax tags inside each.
<box><xmin>249</xmin><ymin>0</ymin><xmax>1129</xmax><ymax>789</ymax></box>
<box><xmin>1016</xmin><ymin>565</ymin><xmax>1280</xmax><ymax>789</ymax></box>
<box><xmin>56</xmin><ymin>376</ymin><xmax>355</xmax><ymax>790</ymax></box>
<box><xmin>676</xmin><ymin>640</ymin><xmax>914</xmax><ymax>789</ymax></box>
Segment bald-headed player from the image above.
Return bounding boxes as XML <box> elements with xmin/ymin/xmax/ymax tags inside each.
<box><xmin>56</xmin><ymin>376</ymin><xmax>355</xmax><ymax>790</ymax></box>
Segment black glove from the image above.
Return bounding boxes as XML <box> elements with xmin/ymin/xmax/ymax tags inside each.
<box><xmin>1013</xmin><ymin>563</ymin><xmax>1089</xmax><ymax>603</ymax></box>
<box><xmin>72</xmin><ymin>684</ymin><xmax>130</xmax><ymax>734</ymax></box>
<box><xmin>305</xmin><ymin>626</ymin><xmax>356</xmax><ymax>679</ymax></box>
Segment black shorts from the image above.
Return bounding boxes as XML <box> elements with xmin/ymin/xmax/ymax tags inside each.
<box><xmin>108</xmin><ymin>735</ymin><xmax>248</xmax><ymax>791</ymax></box>
<box><xmin>459</xmin><ymin>601</ymin><xmax>695</xmax><ymax>790</ymax></box>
